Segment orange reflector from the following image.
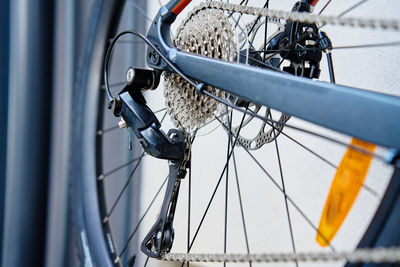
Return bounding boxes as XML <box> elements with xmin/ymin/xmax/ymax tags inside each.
<box><xmin>316</xmin><ymin>138</ymin><xmax>376</xmax><ymax>247</ymax></box>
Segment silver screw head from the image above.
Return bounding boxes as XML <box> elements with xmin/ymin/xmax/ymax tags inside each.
<box><xmin>118</xmin><ymin>118</ymin><xmax>127</xmax><ymax>129</ymax></box>
<box><xmin>126</xmin><ymin>67</ymin><xmax>134</xmax><ymax>83</ymax></box>
<box><xmin>156</xmin><ymin>231</ymin><xmax>162</xmax><ymax>240</ymax></box>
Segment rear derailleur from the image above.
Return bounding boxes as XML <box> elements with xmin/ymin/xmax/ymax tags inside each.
<box><xmin>110</xmin><ymin>67</ymin><xmax>190</xmax><ymax>258</ymax></box>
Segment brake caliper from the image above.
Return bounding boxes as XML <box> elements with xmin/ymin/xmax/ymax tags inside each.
<box><xmin>279</xmin><ymin>0</ymin><xmax>323</xmax><ymax>78</ymax></box>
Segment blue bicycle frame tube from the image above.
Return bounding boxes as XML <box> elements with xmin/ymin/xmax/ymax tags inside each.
<box><xmin>147</xmin><ymin>1</ymin><xmax>400</xmax><ymax>150</ymax></box>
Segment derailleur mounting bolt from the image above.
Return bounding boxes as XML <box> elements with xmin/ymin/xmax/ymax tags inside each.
<box><xmin>156</xmin><ymin>231</ymin><xmax>162</xmax><ymax>240</ymax></box>
<box><xmin>118</xmin><ymin>118</ymin><xmax>128</xmax><ymax>129</ymax></box>
<box><xmin>150</xmin><ymin>51</ymin><xmax>160</xmax><ymax>65</ymax></box>
<box><xmin>126</xmin><ymin>67</ymin><xmax>135</xmax><ymax>83</ymax></box>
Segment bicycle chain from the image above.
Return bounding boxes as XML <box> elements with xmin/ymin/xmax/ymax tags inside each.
<box><xmin>161</xmin><ymin>247</ymin><xmax>400</xmax><ymax>263</ymax></box>
<box><xmin>197</xmin><ymin>1</ymin><xmax>400</xmax><ymax>31</ymax></box>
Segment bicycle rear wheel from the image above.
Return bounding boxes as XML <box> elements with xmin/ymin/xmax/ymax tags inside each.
<box><xmin>69</xmin><ymin>0</ymin><xmax>400</xmax><ymax>266</ymax></box>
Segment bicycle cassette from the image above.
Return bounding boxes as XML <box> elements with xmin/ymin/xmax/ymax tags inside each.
<box><xmin>164</xmin><ymin>8</ymin><xmax>235</xmax><ymax>132</ymax></box>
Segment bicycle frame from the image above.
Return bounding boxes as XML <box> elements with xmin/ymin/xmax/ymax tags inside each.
<box><xmin>146</xmin><ymin>0</ymin><xmax>400</xmax><ymax>150</ymax></box>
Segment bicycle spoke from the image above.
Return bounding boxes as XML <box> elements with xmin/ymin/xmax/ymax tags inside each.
<box><xmin>223</xmin><ymin>109</ymin><xmax>233</xmax><ymax>267</ymax></box>
<box><xmin>187</xmin><ymin>157</ymin><xmax>192</xmax><ymax>267</ymax></box>
<box><xmin>143</xmin><ymin>256</ymin><xmax>150</xmax><ymax>266</ymax></box>
<box><xmin>185</xmin><ymin>131</ymin><xmax>198</xmax><ymax>267</ymax></box>
<box><xmin>202</xmin><ymin>89</ymin><xmax>388</xmax><ymax>162</ymax></box>
<box><xmin>271</xmin><ymin>113</ymin><xmax>298</xmax><ymax>267</ymax></box>
<box><xmin>127</xmin><ymin>1</ymin><xmax>152</xmax><ymax>23</ymax></box>
<box><xmin>318</xmin><ymin>0</ymin><xmax>333</xmax><ymax>15</ymax></box>
<box><xmin>154</xmin><ymin>107</ymin><xmax>167</xmax><ymax>114</ymax></box>
<box><xmin>336</xmin><ymin>0</ymin><xmax>370</xmax><ymax>19</ymax></box>
<box><xmin>103</xmin><ymin>151</ymin><xmax>146</xmax><ymax>222</ymax></box>
<box><xmin>263</xmin><ymin>1</ymin><xmax>270</xmax><ymax>61</ymax></box>
<box><xmin>240</xmin><ymin>51</ymin><xmax>284</xmax><ymax>72</ymax></box>
<box><xmin>98</xmin><ymin>109</ymin><xmax>165</xmax><ymax>138</ymax></box>
<box><xmin>252</xmin><ymin>41</ymin><xmax>400</xmax><ymax>55</ymax></box>
<box><xmin>98</xmin><ymin>155</ymin><xmax>146</xmax><ymax>180</ymax></box>
<box><xmin>103</xmin><ymin>111</ymin><xmax>167</xmax><ymax>221</ymax></box>
<box><xmin>215</xmin><ymin>115</ymin><xmax>336</xmax><ymax>251</ymax></box>
<box><xmin>116</xmin><ymin>175</ymin><xmax>169</xmax><ymax>262</ymax></box>
<box><xmin>320</xmin><ymin>0</ymin><xmax>370</xmax><ymax>29</ymax></box>
<box><xmin>231</xmin><ymin>146</ymin><xmax>252</xmax><ymax>267</ymax></box>
<box><xmin>101</xmin><ymin>81</ymin><xmax>126</xmax><ymax>90</ymax></box>
<box><xmin>186</xmin><ymin>112</ymin><xmax>247</xmax><ymax>253</ymax></box>
<box><xmin>189</xmin><ymin>109</ymin><xmax>230</xmax><ymax>136</ymax></box>
<box><xmin>280</xmin><ymin>130</ymin><xmax>337</xmax><ymax>169</ymax></box>
<box><xmin>280</xmin><ymin>127</ymin><xmax>379</xmax><ymax>197</ymax></box>
<box><xmin>97</xmin><ymin>125</ymin><xmax>120</xmax><ymax>136</ymax></box>
<box><xmin>206</xmin><ymin>90</ymin><xmax>381</xmax><ymax>200</ymax></box>
<box><xmin>334</xmin><ymin>42</ymin><xmax>400</xmax><ymax>50</ymax></box>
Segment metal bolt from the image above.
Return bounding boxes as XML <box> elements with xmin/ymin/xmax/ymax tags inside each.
<box><xmin>118</xmin><ymin>118</ymin><xmax>127</xmax><ymax>129</ymax></box>
<box><xmin>126</xmin><ymin>67</ymin><xmax>135</xmax><ymax>83</ymax></box>
<box><xmin>150</xmin><ymin>51</ymin><xmax>160</xmax><ymax>64</ymax></box>
<box><xmin>156</xmin><ymin>231</ymin><xmax>162</xmax><ymax>240</ymax></box>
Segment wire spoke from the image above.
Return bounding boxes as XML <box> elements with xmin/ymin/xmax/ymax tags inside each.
<box><xmin>143</xmin><ymin>256</ymin><xmax>150</xmax><ymax>266</ymax></box>
<box><xmin>215</xmin><ymin>115</ymin><xmax>336</xmax><ymax>251</ymax></box>
<box><xmin>190</xmin><ymin>110</ymin><xmax>230</xmax><ymax>136</ymax></box>
<box><xmin>187</xmin><ymin>156</ymin><xmax>192</xmax><ymax>267</ymax></box>
<box><xmin>280</xmin><ymin>130</ymin><xmax>337</xmax><ymax>169</ymax></box>
<box><xmin>185</xmin><ymin>131</ymin><xmax>198</xmax><ymax>267</ymax></box>
<box><xmin>334</xmin><ymin>42</ymin><xmax>400</xmax><ymax>50</ymax></box>
<box><xmin>337</xmin><ymin>0</ymin><xmax>370</xmax><ymax>19</ymax></box>
<box><xmin>202</xmin><ymin>89</ymin><xmax>387</xmax><ymax>162</ymax></box>
<box><xmin>186</xmin><ymin>111</ymin><xmax>248</xmax><ymax>253</ymax></box>
<box><xmin>98</xmin><ymin>155</ymin><xmax>146</xmax><ymax>180</ymax></box>
<box><xmin>117</xmin><ymin>175</ymin><xmax>169</xmax><ymax>260</ymax></box>
<box><xmin>320</xmin><ymin>0</ymin><xmax>370</xmax><ymax>29</ymax></box>
<box><xmin>271</xmin><ymin>113</ymin><xmax>298</xmax><ymax>267</ymax></box>
<box><xmin>127</xmin><ymin>0</ymin><xmax>152</xmax><ymax>23</ymax></box>
<box><xmin>240</xmin><ymin>52</ymin><xmax>284</xmax><ymax>72</ymax></box>
<box><xmin>236</xmin><ymin>40</ymin><xmax>400</xmax><ymax>56</ymax></box>
<box><xmin>102</xmin><ymin>81</ymin><xmax>126</xmax><ymax>90</ymax></box>
<box><xmin>263</xmin><ymin>1</ymin><xmax>270</xmax><ymax>61</ymax></box>
<box><xmin>318</xmin><ymin>0</ymin><xmax>333</xmax><ymax>15</ymax></box>
<box><xmin>103</xmin><ymin>151</ymin><xmax>146</xmax><ymax>222</ymax></box>
<box><xmin>223</xmin><ymin>109</ymin><xmax>233</xmax><ymax>267</ymax></box>
<box><xmin>204</xmin><ymin>90</ymin><xmax>381</xmax><ymax>200</ymax></box>
<box><xmin>98</xmin><ymin>110</ymin><xmax>165</xmax><ymax>138</ymax></box>
<box><xmin>154</xmin><ymin>107</ymin><xmax>167</xmax><ymax>114</ymax></box>
<box><xmin>231</xmin><ymin>140</ymin><xmax>252</xmax><ymax>267</ymax></box>
<box><xmin>280</xmin><ymin>123</ymin><xmax>379</xmax><ymax>198</ymax></box>
<box><xmin>97</xmin><ymin>125</ymin><xmax>120</xmax><ymax>136</ymax></box>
